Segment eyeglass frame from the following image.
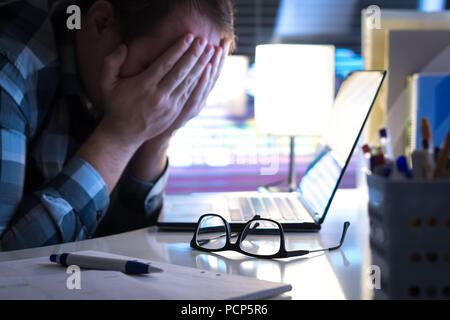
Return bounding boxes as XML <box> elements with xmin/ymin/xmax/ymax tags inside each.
<box><xmin>190</xmin><ymin>213</ymin><xmax>350</xmax><ymax>259</ymax></box>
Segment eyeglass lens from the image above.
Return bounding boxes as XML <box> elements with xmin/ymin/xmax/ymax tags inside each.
<box><xmin>196</xmin><ymin>215</ymin><xmax>282</xmax><ymax>257</ymax></box>
<box><xmin>239</xmin><ymin>220</ymin><xmax>281</xmax><ymax>256</ymax></box>
<box><xmin>196</xmin><ymin>215</ymin><xmax>227</xmax><ymax>250</ymax></box>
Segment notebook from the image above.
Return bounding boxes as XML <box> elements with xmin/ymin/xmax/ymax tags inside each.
<box><xmin>0</xmin><ymin>250</ymin><xmax>292</xmax><ymax>300</ymax></box>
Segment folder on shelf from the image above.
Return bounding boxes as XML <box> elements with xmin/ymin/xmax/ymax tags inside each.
<box><xmin>385</xmin><ymin>30</ymin><xmax>450</xmax><ymax>156</ymax></box>
<box><xmin>410</xmin><ymin>73</ymin><xmax>450</xmax><ymax>151</ymax></box>
<box><xmin>361</xmin><ymin>9</ymin><xmax>450</xmax><ymax>147</ymax></box>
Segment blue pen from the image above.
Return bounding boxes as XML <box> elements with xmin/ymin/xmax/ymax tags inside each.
<box><xmin>396</xmin><ymin>156</ymin><xmax>412</xmax><ymax>179</ymax></box>
<box><xmin>50</xmin><ymin>253</ymin><xmax>163</xmax><ymax>274</ymax></box>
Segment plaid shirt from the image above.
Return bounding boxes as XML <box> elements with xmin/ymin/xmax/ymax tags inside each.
<box><xmin>0</xmin><ymin>0</ymin><xmax>168</xmax><ymax>251</ymax></box>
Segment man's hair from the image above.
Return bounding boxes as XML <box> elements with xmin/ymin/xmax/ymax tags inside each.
<box><xmin>80</xmin><ymin>0</ymin><xmax>235</xmax><ymax>50</ymax></box>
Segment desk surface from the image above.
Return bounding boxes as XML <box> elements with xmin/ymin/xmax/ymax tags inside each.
<box><xmin>0</xmin><ymin>189</ymin><xmax>372</xmax><ymax>300</ymax></box>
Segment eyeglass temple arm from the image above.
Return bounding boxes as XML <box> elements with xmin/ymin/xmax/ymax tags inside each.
<box><xmin>240</xmin><ymin>216</ymin><xmax>261</xmax><ymax>242</ymax></box>
<box><xmin>284</xmin><ymin>222</ymin><xmax>350</xmax><ymax>258</ymax></box>
<box><xmin>286</xmin><ymin>249</ymin><xmax>310</xmax><ymax>257</ymax></box>
<box><xmin>308</xmin><ymin>221</ymin><xmax>351</xmax><ymax>253</ymax></box>
<box><xmin>287</xmin><ymin>222</ymin><xmax>350</xmax><ymax>257</ymax></box>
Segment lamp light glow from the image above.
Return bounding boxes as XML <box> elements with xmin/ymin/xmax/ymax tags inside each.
<box><xmin>255</xmin><ymin>44</ymin><xmax>335</xmax><ymax>137</ymax></box>
<box><xmin>206</xmin><ymin>55</ymin><xmax>249</xmax><ymax>116</ymax></box>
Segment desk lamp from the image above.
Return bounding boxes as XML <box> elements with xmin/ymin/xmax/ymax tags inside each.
<box><xmin>255</xmin><ymin>44</ymin><xmax>335</xmax><ymax>192</ymax></box>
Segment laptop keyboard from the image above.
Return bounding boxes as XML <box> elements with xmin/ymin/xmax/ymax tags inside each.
<box><xmin>227</xmin><ymin>197</ymin><xmax>309</xmax><ymax>222</ymax></box>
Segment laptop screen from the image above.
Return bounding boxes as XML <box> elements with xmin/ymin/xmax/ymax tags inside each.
<box><xmin>298</xmin><ymin>71</ymin><xmax>386</xmax><ymax>222</ymax></box>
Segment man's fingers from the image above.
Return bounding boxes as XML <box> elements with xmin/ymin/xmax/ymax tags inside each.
<box><xmin>162</xmin><ymin>64</ymin><xmax>210</xmax><ymax>134</ymax></box>
<box><xmin>185</xmin><ymin>78</ymin><xmax>199</xmax><ymax>98</ymax></box>
<box><xmin>182</xmin><ymin>63</ymin><xmax>212</xmax><ymax>116</ymax></box>
<box><xmin>141</xmin><ymin>33</ymin><xmax>195</xmax><ymax>85</ymax></box>
<box><xmin>159</xmin><ymin>37</ymin><xmax>210</xmax><ymax>93</ymax></box>
<box><xmin>171</xmin><ymin>44</ymin><xmax>215</xmax><ymax>98</ymax></box>
<box><xmin>173</xmin><ymin>63</ymin><xmax>211</xmax><ymax>127</ymax></box>
<box><xmin>214</xmin><ymin>39</ymin><xmax>231</xmax><ymax>83</ymax></box>
<box><xmin>206</xmin><ymin>46</ymin><xmax>223</xmax><ymax>93</ymax></box>
<box><xmin>100</xmin><ymin>44</ymin><xmax>127</xmax><ymax>90</ymax></box>
<box><xmin>206</xmin><ymin>39</ymin><xmax>230</xmax><ymax>94</ymax></box>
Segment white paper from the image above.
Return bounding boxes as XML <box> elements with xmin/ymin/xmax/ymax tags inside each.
<box><xmin>0</xmin><ymin>250</ymin><xmax>292</xmax><ymax>300</ymax></box>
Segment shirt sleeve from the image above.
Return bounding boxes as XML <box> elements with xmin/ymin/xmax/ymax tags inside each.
<box><xmin>0</xmin><ymin>128</ymin><xmax>110</xmax><ymax>251</ymax></box>
<box><xmin>94</xmin><ymin>160</ymin><xmax>169</xmax><ymax>237</ymax></box>
<box><xmin>0</xmin><ymin>61</ymin><xmax>110</xmax><ymax>251</ymax></box>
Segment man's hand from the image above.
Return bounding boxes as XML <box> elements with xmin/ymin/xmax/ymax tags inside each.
<box><xmin>97</xmin><ymin>33</ymin><xmax>216</xmax><ymax>149</ymax></box>
<box><xmin>129</xmin><ymin>39</ymin><xmax>232</xmax><ymax>183</ymax></box>
<box><xmin>77</xmin><ymin>34</ymin><xmax>217</xmax><ymax>193</ymax></box>
<box><xmin>160</xmin><ymin>38</ymin><xmax>231</xmax><ymax>139</ymax></box>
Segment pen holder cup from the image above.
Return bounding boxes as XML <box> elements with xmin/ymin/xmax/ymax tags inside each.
<box><xmin>366</xmin><ymin>174</ymin><xmax>450</xmax><ymax>300</ymax></box>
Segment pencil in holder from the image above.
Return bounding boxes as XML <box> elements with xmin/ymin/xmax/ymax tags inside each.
<box><xmin>366</xmin><ymin>174</ymin><xmax>450</xmax><ymax>300</ymax></box>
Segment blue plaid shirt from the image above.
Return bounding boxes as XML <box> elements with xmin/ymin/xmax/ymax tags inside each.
<box><xmin>0</xmin><ymin>0</ymin><xmax>168</xmax><ymax>251</ymax></box>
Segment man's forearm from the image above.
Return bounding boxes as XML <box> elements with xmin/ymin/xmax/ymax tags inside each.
<box><xmin>129</xmin><ymin>136</ymin><xmax>170</xmax><ymax>183</ymax></box>
<box><xmin>76</xmin><ymin>121</ymin><xmax>142</xmax><ymax>194</ymax></box>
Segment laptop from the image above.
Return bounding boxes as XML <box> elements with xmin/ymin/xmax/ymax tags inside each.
<box><xmin>157</xmin><ymin>70</ymin><xmax>386</xmax><ymax>232</ymax></box>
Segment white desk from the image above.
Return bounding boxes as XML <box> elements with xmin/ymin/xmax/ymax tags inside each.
<box><xmin>0</xmin><ymin>189</ymin><xmax>373</xmax><ymax>300</ymax></box>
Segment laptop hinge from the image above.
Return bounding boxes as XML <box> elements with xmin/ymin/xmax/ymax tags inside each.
<box><xmin>318</xmin><ymin>215</ymin><xmax>326</xmax><ymax>224</ymax></box>
<box><xmin>297</xmin><ymin>193</ymin><xmax>322</xmax><ymax>224</ymax></box>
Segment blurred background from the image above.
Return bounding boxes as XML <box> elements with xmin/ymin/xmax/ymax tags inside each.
<box><xmin>166</xmin><ymin>0</ymin><xmax>450</xmax><ymax>194</ymax></box>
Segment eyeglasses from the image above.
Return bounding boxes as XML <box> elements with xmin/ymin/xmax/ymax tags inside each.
<box><xmin>190</xmin><ymin>214</ymin><xmax>350</xmax><ymax>259</ymax></box>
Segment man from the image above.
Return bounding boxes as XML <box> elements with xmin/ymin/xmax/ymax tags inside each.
<box><xmin>0</xmin><ymin>0</ymin><xmax>235</xmax><ymax>250</ymax></box>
